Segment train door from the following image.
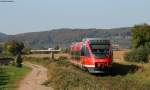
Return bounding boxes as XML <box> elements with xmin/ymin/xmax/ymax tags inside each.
<box><xmin>81</xmin><ymin>45</ymin><xmax>91</xmax><ymax>66</ymax></box>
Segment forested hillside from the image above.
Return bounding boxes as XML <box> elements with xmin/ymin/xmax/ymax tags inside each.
<box><xmin>0</xmin><ymin>27</ymin><xmax>131</xmax><ymax>49</ymax></box>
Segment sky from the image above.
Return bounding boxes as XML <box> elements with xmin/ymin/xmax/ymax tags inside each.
<box><xmin>0</xmin><ymin>0</ymin><xmax>150</xmax><ymax>35</ymax></box>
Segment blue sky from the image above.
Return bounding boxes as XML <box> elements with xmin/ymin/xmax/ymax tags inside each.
<box><xmin>0</xmin><ymin>0</ymin><xmax>150</xmax><ymax>34</ymax></box>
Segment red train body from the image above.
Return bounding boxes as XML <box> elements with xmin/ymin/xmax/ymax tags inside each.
<box><xmin>70</xmin><ymin>38</ymin><xmax>113</xmax><ymax>73</ymax></box>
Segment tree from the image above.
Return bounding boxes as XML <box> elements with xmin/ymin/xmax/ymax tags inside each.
<box><xmin>131</xmin><ymin>23</ymin><xmax>150</xmax><ymax>48</ymax></box>
<box><xmin>22</xmin><ymin>48</ymin><xmax>31</xmax><ymax>55</ymax></box>
<box><xmin>125</xmin><ymin>23</ymin><xmax>150</xmax><ymax>63</ymax></box>
<box><xmin>16</xmin><ymin>53</ymin><xmax>23</xmax><ymax>67</ymax></box>
<box><xmin>54</xmin><ymin>45</ymin><xmax>60</xmax><ymax>50</ymax></box>
<box><xmin>4</xmin><ymin>40</ymin><xmax>24</xmax><ymax>56</ymax></box>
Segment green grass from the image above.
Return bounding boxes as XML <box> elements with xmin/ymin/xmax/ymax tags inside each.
<box><xmin>0</xmin><ymin>65</ymin><xmax>31</xmax><ymax>90</ymax></box>
<box><xmin>24</xmin><ymin>56</ymin><xmax>150</xmax><ymax>90</ymax></box>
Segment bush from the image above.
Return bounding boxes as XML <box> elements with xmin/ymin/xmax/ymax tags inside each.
<box><xmin>22</xmin><ymin>48</ymin><xmax>31</xmax><ymax>55</ymax></box>
<box><xmin>61</xmin><ymin>48</ymin><xmax>70</xmax><ymax>53</ymax></box>
<box><xmin>124</xmin><ymin>47</ymin><xmax>149</xmax><ymax>63</ymax></box>
<box><xmin>58</xmin><ymin>56</ymin><xmax>68</xmax><ymax>60</ymax></box>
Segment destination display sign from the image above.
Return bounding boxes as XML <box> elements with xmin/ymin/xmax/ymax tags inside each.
<box><xmin>89</xmin><ymin>40</ymin><xmax>110</xmax><ymax>44</ymax></box>
<box><xmin>90</xmin><ymin>45</ymin><xmax>109</xmax><ymax>49</ymax></box>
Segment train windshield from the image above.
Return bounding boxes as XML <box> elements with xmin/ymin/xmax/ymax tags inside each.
<box><xmin>90</xmin><ymin>44</ymin><xmax>109</xmax><ymax>58</ymax></box>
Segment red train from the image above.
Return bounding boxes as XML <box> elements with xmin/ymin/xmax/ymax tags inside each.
<box><xmin>70</xmin><ymin>38</ymin><xmax>113</xmax><ymax>73</ymax></box>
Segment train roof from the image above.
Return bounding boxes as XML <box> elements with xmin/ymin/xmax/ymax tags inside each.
<box><xmin>82</xmin><ymin>38</ymin><xmax>109</xmax><ymax>41</ymax></box>
<box><xmin>71</xmin><ymin>38</ymin><xmax>110</xmax><ymax>47</ymax></box>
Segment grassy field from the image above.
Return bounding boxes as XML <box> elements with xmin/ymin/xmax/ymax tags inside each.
<box><xmin>113</xmin><ymin>50</ymin><xmax>128</xmax><ymax>59</ymax></box>
<box><xmin>0</xmin><ymin>65</ymin><xmax>31</xmax><ymax>90</ymax></box>
<box><xmin>24</xmin><ymin>55</ymin><xmax>150</xmax><ymax>90</ymax></box>
<box><xmin>24</xmin><ymin>53</ymin><xmax>69</xmax><ymax>59</ymax></box>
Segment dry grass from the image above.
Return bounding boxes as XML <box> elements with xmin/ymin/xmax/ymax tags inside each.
<box><xmin>27</xmin><ymin>50</ymin><xmax>129</xmax><ymax>62</ymax></box>
<box><xmin>113</xmin><ymin>50</ymin><xmax>129</xmax><ymax>62</ymax></box>
<box><xmin>25</xmin><ymin>53</ymin><xmax>69</xmax><ymax>59</ymax></box>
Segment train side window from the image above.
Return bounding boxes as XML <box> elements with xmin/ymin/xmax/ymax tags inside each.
<box><xmin>81</xmin><ymin>46</ymin><xmax>90</xmax><ymax>57</ymax></box>
<box><xmin>81</xmin><ymin>46</ymin><xmax>85</xmax><ymax>56</ymax></box>
<box><xmin>85</xmin><ymin>47</ymin><xmax>90</xmax><ymax>57</ymax></box>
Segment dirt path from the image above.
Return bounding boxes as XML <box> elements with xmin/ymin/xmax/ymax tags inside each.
<box><xmin>18</xmin><ymin>63</ymin><xmax>53</xmax><ymax>90</ymax></box>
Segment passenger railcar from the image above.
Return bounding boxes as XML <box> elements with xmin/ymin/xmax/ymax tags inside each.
<box><xmin>70</xmin><ymin>38</ymin><xmax>113</xmax><ymax>73</ymax></box>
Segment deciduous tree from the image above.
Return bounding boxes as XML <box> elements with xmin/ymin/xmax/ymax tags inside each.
<box><xmin>4</xmin><ymin>40</ymin><xmax>24</xmax><ymax>56</ymax></box>
<box><xmin>131</xmin><ymin>23</ymin><xmax>150</xmax><ymax>48</ymax></box>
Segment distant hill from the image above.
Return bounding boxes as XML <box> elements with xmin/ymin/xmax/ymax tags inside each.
<box><xmin>0</xmin><ymin>27</ymin><xmax>132</xmax><ymax>49</ymax></box>
<box><xmin>0</xmin><ymin>32</ymin><xmax>7</xmax><ymax>42</ymax></box>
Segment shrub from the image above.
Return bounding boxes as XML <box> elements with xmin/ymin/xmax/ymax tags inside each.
<box><xmin>58</xmin><ymin>56</ymin><xmax>68</xmax><ymax>60</ymax></box>
<box><xmin>22</xmin><ymin>48</ymin><xmax>31</xmax><ymax>55</ymax></box>
<box><xmin>61</xmin><ymin>48</ymin><xmax>70</xmax><ymax>53</ymax></box>
<box><xmin>124</xmin><ymin>47</ymin><xmax>149</xmax><ymax>63</ymax></box>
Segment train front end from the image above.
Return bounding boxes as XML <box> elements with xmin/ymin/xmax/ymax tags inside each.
<box><xmin>84</xmin><ymin>38</ymin><xmax>113</xmax><ymax>73</ymax></box>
